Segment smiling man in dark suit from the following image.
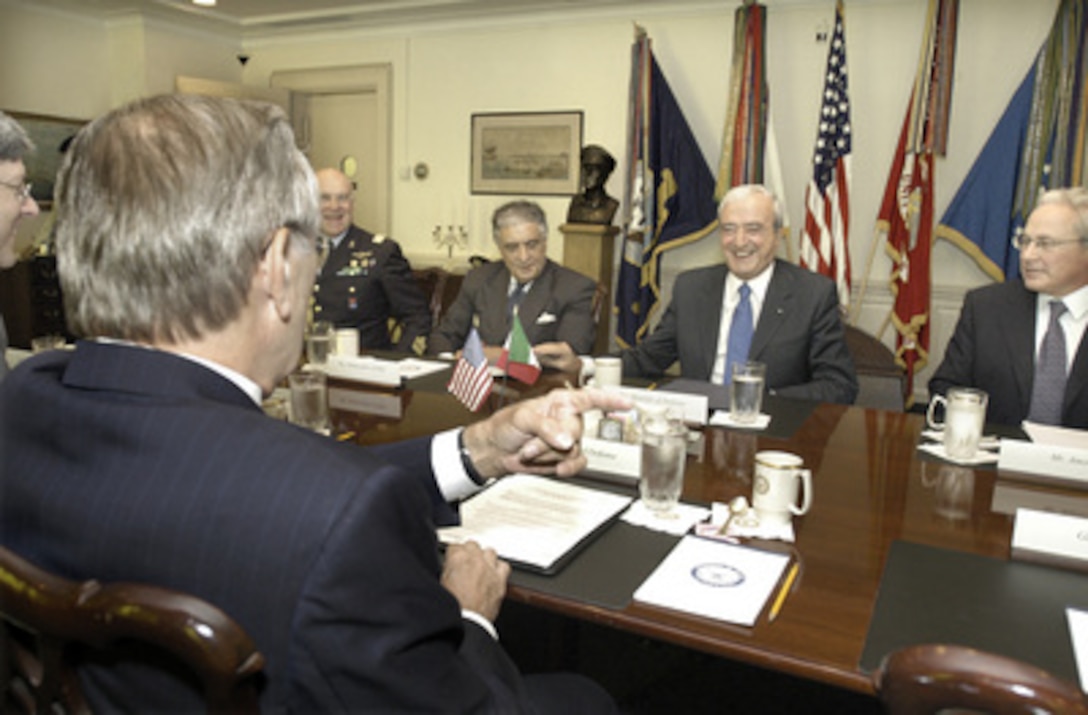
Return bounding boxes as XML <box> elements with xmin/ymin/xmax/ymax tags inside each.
<box><xmin>538</xmin><ymin>184</ymin><xmax>858</xmax><ymax>405</ymax></box>
<box><xmin>428</xmin><ymin>200</ymin><xmax>598</xmax><ymax>363</ymax></box>
<box><xmin>0</xmin><ymin>94</ymin><xmax>623</xmax><ymax>713</ymax></box>
<box><xmin>930</xmin><ymin>188</ymin><xmax>1088</xmax><ymax>428</ymax></box>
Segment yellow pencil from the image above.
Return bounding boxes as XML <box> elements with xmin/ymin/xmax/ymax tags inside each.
<box><xmin>768</xmin><ymin>561</ymin><xmax>800</xmax><ymax>623</ymax></box>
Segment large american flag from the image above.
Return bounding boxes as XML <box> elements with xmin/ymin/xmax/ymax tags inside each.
<box><xmin>800</xmin><ymin>0</ymin><xmax>852</xmax><ymax>310</ymax></box>
<box><xmin>447</xmin><ymin>327</ymin><xmax>492</xmax><ymax>411</ymax></box>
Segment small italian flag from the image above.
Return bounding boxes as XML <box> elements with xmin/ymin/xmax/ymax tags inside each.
<box><xmin>496</xmin><ymin>313</ymin><xmax>541</xmax><ymax>385</ymax></box>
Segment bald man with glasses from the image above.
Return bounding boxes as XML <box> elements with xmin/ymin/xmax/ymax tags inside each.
<box><xmin>930</xmin><ymin>187</ymin><xmax>1088</xmax><ymax>428</ymax></box>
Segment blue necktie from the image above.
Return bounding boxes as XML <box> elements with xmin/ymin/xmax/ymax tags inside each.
<box><xmin>724</xmin><ymin>283</ymin><xmax>753</xmax><ymax>385</ymax></box>
<box><xmin>1027</xmin><ymin>300</ymin><xmax>1068</xmax><ymax>425</ymax></box>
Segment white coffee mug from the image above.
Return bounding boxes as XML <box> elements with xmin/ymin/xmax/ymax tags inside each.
<box><xmin>752</xmin><ymin>451</ymin><xmax>813</xmax><ymax>526</ymax></box>
<box><xmin>926</xmin><ymin>387</ymin><xmax>987</xmax><ymax>460</ymax></box>
<box><xmin>334</xmin><ymin>328</ymin><xmax>359</xmax><ymax>357</ymax></box>
<box><xmin>593</xmin><ymin>357</ymin><xmax>622</xmax><ymax>388</ymax></box>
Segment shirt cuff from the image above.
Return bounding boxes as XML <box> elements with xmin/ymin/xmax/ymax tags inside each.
<box><xmin>461</xmin><ymin>609</ymin><xmax>499</xmax><ymax>641</ymax></box>
<box><xmin>431</xmin><ymin>428</ymin><xmax>483</xmax><ymax>503</ymax></box>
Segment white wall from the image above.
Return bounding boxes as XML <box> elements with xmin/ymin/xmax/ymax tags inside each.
<box><xmin>0</xmin><ymin>0</ymin><xmax>1062</xmax><ymax>400</ymax></box>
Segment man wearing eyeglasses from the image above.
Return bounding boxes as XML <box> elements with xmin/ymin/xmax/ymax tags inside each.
<box><xmin>0</xmin><ymin>111</ymin><xmax>41</xmax><ymax>380</ymax></box>
<box><xmin>429</xmin><ymin>200</ymin><xmax>598</xmax><ymax>363</ymax></box>
<box><xmin>930</xmin><ymin>188</ymin><xmax>1088</xmax><ymax>428</ymax></box>
<box><xmin>311</xmin><ymin>168</ymin><xmax>432</xmax><ymax>354</ymax></box>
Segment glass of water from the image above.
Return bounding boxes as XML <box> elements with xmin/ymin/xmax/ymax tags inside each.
<box><xmin>288</xmin><ymin>370</ymin><xmax>328</xmax><ymax>432</ymax></box>
<box><xmin>639</xmin><ymin>414</ymin><xmax>689</xmax><ymax>517</ymax></box>
<box><xmin>306</xmin><ymin>321</ymin><xmax>333</xmax><ymax>367</ymax></box>
<box><xmin>730</xmin><ymin>361</ymin><xmax>766</xmax><ymax>424</ymax></box>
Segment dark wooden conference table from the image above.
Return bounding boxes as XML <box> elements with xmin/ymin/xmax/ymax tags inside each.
<box><xmin>326</xmin><ymin>365</ymin><xmax>1081</xmax><ymax>697</ymax></box>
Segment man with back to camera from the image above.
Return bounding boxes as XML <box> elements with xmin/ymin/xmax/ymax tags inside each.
<box><xmin>538</xmin><ymin>184</ymin><xmax>858</xmax><ymax>405</ymax></box>
<box><xmin>0</xmin><ymin>111</ymin><xmax>41</xmax><ymax>380</ymax></box>
<box><xmin>930</xmin><ymin>187</ymin><xmax>1088</xmax><ymax>428</ymax></box>
<box><xmin>429</xmin><ymin>199</ymin><xmax>598</xmax><ymax>364</ymax></box>
<box><xmin>0</xmin><ymin>94</ymin><xmax>628</xmax><ymax>713</ymax></box>
<box><xmin>311</xmin><ymin>167</ymin><xmax>432</xmax><ymax>354</ymax></box>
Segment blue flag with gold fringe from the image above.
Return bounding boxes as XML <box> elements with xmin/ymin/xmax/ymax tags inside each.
<box><xmin>936</xmin><ymin>0</ymin><xmax>1087</xmax><ymax>281</ymax></box>
<box><xmin>615</xmin><ymin>29</ymin><xmax>717</xmax><ymax>348</ymax></box>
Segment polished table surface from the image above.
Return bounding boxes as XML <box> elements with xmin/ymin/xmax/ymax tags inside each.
<box><xmin>327</xmin><ymin>366</ymin><xmax>1085</xmax><ymax>696</ymax></box>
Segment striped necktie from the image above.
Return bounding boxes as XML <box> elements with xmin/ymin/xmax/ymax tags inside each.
<box><xmin>1027</xmin><ymin>300</ymin><xmax>1068</xmax><ymax>425</ymax></box>
<box><xmin>507</xmin><ymin>282</ymin><xmax>528</xmax><ymax>321</ymax></box>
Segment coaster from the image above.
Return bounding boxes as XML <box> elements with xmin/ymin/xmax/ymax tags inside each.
<box><xmin>709</xmin><ymin>411</ymin><xmax>771</xmax><ymax>430</ymax></box>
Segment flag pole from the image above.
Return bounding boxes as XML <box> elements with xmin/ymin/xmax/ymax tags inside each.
<box><xmin>850</xmin><ymin>225</ymin><xmax>885</xmax><ymax>328</ymax></box>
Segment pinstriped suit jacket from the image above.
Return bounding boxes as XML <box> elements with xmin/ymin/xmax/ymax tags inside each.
<box><xmin>621</xmin><ymin>260</ymin><xmax>859</xmax><ymax>405</ymax></box>
<box><xmin>0</xmin><ymin>341</ymin><xmax>528</xmax><ymax>712</ymax></box>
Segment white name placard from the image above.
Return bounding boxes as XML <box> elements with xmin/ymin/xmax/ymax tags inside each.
<box><xmin>1011</xmin><ymin>508</ymin><xmax>1088</xmax><ymax>572</ymax></box>
<box><xmin>328</xmin><ymin>388</ymin><xmax>403</xmax><ymax>419</ymax></box>
<box><xmin>581</xmin><ymin>437</ymin><xmax>641</xmax><ymax>482</ymax></box>
<box><xmin>998</xmin><ymin>439</ymin><xmax>1088</xmax><ymax>488</ymax></box>
<box><xmin>324</xmin><ymin>355</ymin><xmax>402</xmax><ymax>387</ymax></box>
<box><xmin>611</xmin><ymin>386</ymin><xmax>709</xmax><ymax>425</ymax></box>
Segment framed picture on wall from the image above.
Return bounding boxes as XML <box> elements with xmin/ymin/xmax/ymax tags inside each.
<box><xmin>470</xmin><ymin>111</ymin><xmax>583</xmax><ymax>195</ymax></box>
<box><xmin>4</xmin><ymin>110</ymin><xmax>86</xmax><ymax>209</ymax></box>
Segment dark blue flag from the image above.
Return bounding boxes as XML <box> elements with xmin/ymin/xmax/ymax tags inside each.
<box><xmin>615</xmin><ymin>32</ymin><xmax>717</xmax><ymax>348</ymax></box>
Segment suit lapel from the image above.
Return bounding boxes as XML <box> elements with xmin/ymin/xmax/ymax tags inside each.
<box><xmin>1064</xmin><ymin>314</ymin><xmax>1088</xmax><ymax>419</ymax></box>
<box><xmin>1003</xmin><ymin>285</ymin><xmax>1037</xmax><ymax>417</ymax></box>
<box><xmin>700</xmin><ymin>267</ymin><xmax>729</xmax><ymax>374</ymax></box>
<box><xmin>480</xmin><ymin>264</ymin><xmax>512</xmax><ymax>342</ymax></box>
<box><xmin>749</xmin><ymin>263</ymin><xmax>790</xmax><ymax>360</ymax></box>
<box><xmin>517</xmin><ymin>261</ymin><xmax>554</xmax><ymax>339</ymax></box>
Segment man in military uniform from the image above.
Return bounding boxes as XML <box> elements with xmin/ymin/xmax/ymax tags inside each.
<box><xmin>312</xmin><ymin>168</ymin><xmax>431</xmax><ymax>353</ymax></box>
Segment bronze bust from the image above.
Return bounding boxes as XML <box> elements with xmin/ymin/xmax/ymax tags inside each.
<box><xmin>566</xmin><ymin>145</ymin><xmax>619</xmax><ymax>226</ymax></box>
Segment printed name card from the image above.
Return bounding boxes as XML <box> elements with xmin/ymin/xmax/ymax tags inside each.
<box><xmin>998</xmin><ymin>439</ymin><xmax>1088</xmax><ymax>489</ymax></box>
<box><xmin>581</xmin><ymin>437</ymin><xmax>641</xmax><ymax>482</ymax></box>
<box><xmin>610</xmin><ymin>386</ymin><xmax>709</xmax><ymax>425</ymax></box>
<box><xmin>328</xmin><ymin>388</ymin><xmax>403</xmax><ymax>419</ymax></box>
<box><xmin>324</xmin><ymin>355</ymin><xmax>402</xmax><ymax>387</ymax></box>
<box><xmin>1011</xmin><ymin>508</ymin><xmax>1088</xmax><ymax>573</ymax></box>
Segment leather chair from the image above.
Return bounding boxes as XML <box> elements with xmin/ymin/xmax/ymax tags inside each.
<box><xmin>873</xmin><ymin>643</ymin><xmax>1088</xmax><ymax>714</ymax></box>
<box><xmin>844</xmin><ymin>324</ymin><xmax>907</xmax><ymax>411</ymax></box>
<box><xmin>0</xmin><ymin>544</ymin><xmax>265</xmax><ymax>714</ymax></box>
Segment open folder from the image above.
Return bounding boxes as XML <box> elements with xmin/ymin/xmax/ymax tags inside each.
<box><xmin>437</xmin><ymin>475</ymin><xmax>633</xmax><ymax>575</ymax></box>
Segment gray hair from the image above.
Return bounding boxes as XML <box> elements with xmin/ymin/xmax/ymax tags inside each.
<box><xmin>55</xmin><ymin>94</ymin><xmax>319</xmax><ymax>344</ymax></box>
<box><xmin>1035</xmin><ymin>187</ymin><xmax>1088</xmax><ymax>243</ymax></box>
<box><xmin>0</xmin><ymin>111</ymin><xmax>35</xmax><ymax>162</ymax></box>
<box><xmin>491</xmin><ymin>200</ymin><xmax>548</xmax><ymax>242</ymax></box>
<box><xmin>717</xmin><ymin>184</ymin><xmax>784</xmax><ymax>233</ymax></box>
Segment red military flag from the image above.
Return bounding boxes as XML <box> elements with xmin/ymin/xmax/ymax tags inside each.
<box><xmin>800</xmin><ymin>0</ymin><xmax>852</xmax><ymax>310</ymax></box>
<box><xmin>875</xmin><ymin>0</ymin><xmax>959</xmax><ymax>403</ymax></box>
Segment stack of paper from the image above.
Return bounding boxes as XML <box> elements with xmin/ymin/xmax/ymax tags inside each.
<box><xmin>438</xmin><ymin>475</ymin><xmax>632</xmax><ymax>574</ymax></box>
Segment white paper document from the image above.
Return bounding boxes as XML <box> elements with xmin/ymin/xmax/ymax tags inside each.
<box><xmin>1067</xmin><ymin>607</ymin><xmax>1088</xmax><ymax>692</ymax></box>
<box><xmin>633</xmin><ymin>535</ymin><xmax>790</xmax><ymax>626</ymax></box>
<box><xmin>437</xmin><ymin>475</ymin><xmax>632</xmax><ymax>573</ymax></box>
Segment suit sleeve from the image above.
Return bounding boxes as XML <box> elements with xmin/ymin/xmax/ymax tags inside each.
<box><xmin>379</xmin><ymin>241</ymin><xmax>433</xmax><ymax>353</ymax></box>
<box><xmin>773</xmin><ymin>278</ymin><xmax>859</xmax><ymax>405</ymax></box>
<box><xmin>554</xmin><ymin>275</ymin><xmax>598</xmax><ymax>355</ymax></box>
<box><xmin>287</xmin><ymin>466</ymin><xmax>528</xmax><ymax>713</ymax></box>
<box><xmin>929</xmin><ymin>291</ymin><xmax>978</xmax><ymax>401</ymax></box>
<box><xmin>621</xmin><ymin>298</ymin><xmax>682</xmax><ymax>378</ymax></box>
<box><xmin>428</xmin><ymin>269</ymin><xmax>482</xmax><ymax>354</ymax></box>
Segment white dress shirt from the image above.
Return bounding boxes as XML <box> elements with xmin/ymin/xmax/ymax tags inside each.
<box><xmin>710</xmin><ymin>263</ymin><xmax>775</xmax><ymax>384</ymax></box>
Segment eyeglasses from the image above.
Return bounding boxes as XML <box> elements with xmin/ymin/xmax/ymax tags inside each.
<box><xmin>721</xmin><ymin>222</ymin><xmax>770</xmax><ymax>239</ymax></box>
<box><xmin>0</xmin><ymin>179</ymin><xmax>33</xmax><ymax>202</ymax></box>
<box><xmin>1011</xmin><ymin>233</ymin><xmax>1087</xmax><ymax>252</ymax></box>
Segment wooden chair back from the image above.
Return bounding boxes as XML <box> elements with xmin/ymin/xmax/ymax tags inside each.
<box><xmin>873</xmin><ymin>644</ymin><xmax>1088</xmax><ymax>715</ymax></box>
<box><xmin>0</xmin><ymin>545</ymin><xmax>265</xmax><ymax>714</ymax></box>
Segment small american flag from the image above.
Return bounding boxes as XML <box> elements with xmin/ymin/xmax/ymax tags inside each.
<box><xmin>447</xmin><ymin>327</ymin><xmax>492</xmax><ymax>411</ymax></box>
